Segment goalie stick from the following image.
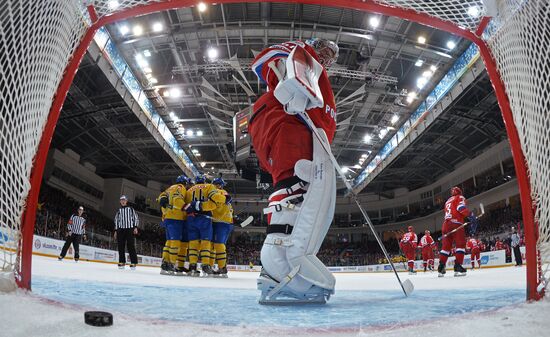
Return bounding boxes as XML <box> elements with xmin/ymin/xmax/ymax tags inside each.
<box><xmin>297</xmin><ymin>110</ymin><xmax>414</xmax><ymax>297</ymax></box>
<box><xmin>438</xmin><ymin>203</ymin><xmax>485</xmax><ymax>241</ymax></box>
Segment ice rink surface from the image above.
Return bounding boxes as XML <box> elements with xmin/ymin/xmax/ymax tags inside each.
<box><xmin>1</xmin><ymin>255</ymin><xmax>549</xmax><ymax>337</ymax></box>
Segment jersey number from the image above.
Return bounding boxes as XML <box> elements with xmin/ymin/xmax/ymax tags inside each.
<box><xmin>445</xmin><ymin>202</ymin><xmax>452</xmax><ymax>219</ymax></box>
<box><xmin>192</xmin><ymin>189</ymin><xmax>204</xmax><ymax>202</ymax></box>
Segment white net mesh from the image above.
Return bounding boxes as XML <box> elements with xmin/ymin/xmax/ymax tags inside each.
<box><xmin>486</xmin><ymin>0</ymin><xmax>550</xmax><ymax>293</ymax></box>
<box><xmin>376</xmin><ymin>0</ymin><xmax>486</xmax><ymax>30</ymax></box>
<box><xmin>0</xmin><ymin>0</ymin><xmax>547</xmax><ymax>296</ymax></box>
<box><xmin>0</xmin><ymin>1</ymin><xmax>90</xmax><ymax>286</ymax></box>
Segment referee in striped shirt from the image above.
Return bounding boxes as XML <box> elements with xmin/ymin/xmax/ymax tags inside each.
<box><xmin>114</xmin><ymin>195</ymin><xmax>139</xmax><ymax>269</ymax></box>
<box><xmin>58</xmin><ymin>206</ymin><xmax>86</xmax><ymax>262</ymax></box>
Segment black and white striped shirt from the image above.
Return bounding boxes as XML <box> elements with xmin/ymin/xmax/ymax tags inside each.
<box><xmin>67</xmin><ymin>214</ymin><xmax>86</xmax><ymax>235</ymax></box>
<box><xmin>114</xmin><ymin>206</ymin><xmax>139</xmax><ymax>229</ymax></box>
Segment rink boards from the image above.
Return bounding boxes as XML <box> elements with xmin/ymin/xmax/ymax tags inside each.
<box><xmin>1</xmin><ymin>228</ymin><xmax>523</xmax><ymax>273</ymax></box>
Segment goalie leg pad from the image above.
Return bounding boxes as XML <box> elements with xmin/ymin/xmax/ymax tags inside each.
<box><xmin>260</xmin><ymin>128</ymin><xmax>336</xmax><ymax>297</ymax></box>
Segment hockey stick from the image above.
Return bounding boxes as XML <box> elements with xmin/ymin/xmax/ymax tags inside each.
<box><xmin>237</xmin><ymin>215</ymin><xmax>254</xmax><ymax>228</ymax></box>
<box><xmin>297</xmin><ymin>110</ymin><xmax>414</xmax><ymax>296</ymax></box>
<box><xmin>191</xmin><ymin>214</ymin><xmax>254</xmax><ymax>228</ymax></box>
<box><xmin>437</xmin><ymin>203</ymin><xmax>485</xmax><ymax>241</ymax></box>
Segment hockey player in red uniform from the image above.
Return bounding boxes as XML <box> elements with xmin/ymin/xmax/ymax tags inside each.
<box><xmin>494</xmin><ymin>237</ymin><xmax>504</xmax><ymax>251</ymax></box>
<box><xmin>466</xmin><ymin>236</ymin><xmax>481</xmax><ymax>269</ymax></box>
<box><xmin>249</xmin><ymin>39</ymin><xmax>339</xmax><ymax>304</ymax></box>
<box><xmin>420</xmin><ymin>230</ymin><xmax>436</xmax><ymax>272</ymax></box>
<box><xmin>400</xmin><ymin>226</ymin><xmax>418</xmax><ymax>274</ymax></box>
<box><xmin>438</xmin><ymin>187</ymin><xmax>479</xmax><ymax>277</ymax></box>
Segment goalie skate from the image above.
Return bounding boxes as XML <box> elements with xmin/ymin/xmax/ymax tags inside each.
<box><xmin>257</xmin><ymin>267</ymin><xmax>333</xmax><ymax>305</ymax></box>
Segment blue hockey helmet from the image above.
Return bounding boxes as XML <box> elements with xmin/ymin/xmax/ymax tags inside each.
<box><xmin>194</xmin><ymin>175</ymin><xmax>206</xmax><ymax>184</ymax></box>
<box><xmin>212</xmin><ymin>177</ymin><xmax>226</xmax><ymax>187</ymax></box>
<box><xmin>176</xmin><ymin>175</ymin><xmax>189</xmax><ymax>184</ymax></box>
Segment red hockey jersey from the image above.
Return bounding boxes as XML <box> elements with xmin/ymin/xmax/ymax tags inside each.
<box><xmin>251</xmin><ymin>41</ymin><xmax>337</xmax><ymax>142</ymax></box>
<box><xmin>466</xmin><ymin>238</ymin><xmax>481</xmax><ymax>251</ymax></box>
<box><xmin>420</xmin><ymin>234</ymin><xmax>435</xmax><ymax>248</ymax></box>
<box><xmin>401</xmin><ymin>232</ymin><xmax>418</xmax><ymax>249</ymax></box>
<box><xmin>443</xmin><ymin>195</ymin><xmax>471</xmax><ymax>225</ymax></box>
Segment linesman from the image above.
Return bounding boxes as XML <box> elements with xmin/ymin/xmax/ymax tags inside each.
<box><xmin>58</xmin><ymin>206</ymin><xmax>86</xmax><ymax>262</ymax></box>
<box><xmin>114</xmin><ymin>195</ymin><xmax>139</xmax><ymax>269</ymax></box>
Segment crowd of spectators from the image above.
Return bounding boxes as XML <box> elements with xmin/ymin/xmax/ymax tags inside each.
<box><xmin>35</xmin><ymin>184</ymin><xmax>164</xmax><ymax>257</ymax></box>
<box><xmin>34</xmin><ymin>183</ymin><xmax>523</xmax><ymax>267</ymax></box>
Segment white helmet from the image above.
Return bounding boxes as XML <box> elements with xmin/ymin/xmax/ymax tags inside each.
<box><xmin>305</xmin><ymin>38</ymin><xmax>339</xmax><ymax>68</ymax></box>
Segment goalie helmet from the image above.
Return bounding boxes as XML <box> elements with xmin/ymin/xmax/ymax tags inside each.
<box><xmin>305</xmin><ymin>38</ymin><xmax>339</xmax><ymax>68</ymax></box>
<box><xmin>451</xmin><ymin>186</ymin><xmax>462</xmax><ymax>196</ymax></box>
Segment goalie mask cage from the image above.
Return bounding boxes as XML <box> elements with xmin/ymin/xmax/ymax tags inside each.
<box><xmin>0</xmin><ymin>0</ymin><xmax>548</xmax><ymax>300</ymax></box>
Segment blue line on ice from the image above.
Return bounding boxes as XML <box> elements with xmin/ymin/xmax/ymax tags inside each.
<box><xmin>32</xmin><ymin>275</ymin><xmax>524</xmax><ymax>328</ymax></box>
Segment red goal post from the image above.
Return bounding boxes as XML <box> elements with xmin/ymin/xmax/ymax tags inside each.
<box><xmin>1</xmin><ymin>0</ymin><xmax>547</xmax><ymax>300</ymax></box>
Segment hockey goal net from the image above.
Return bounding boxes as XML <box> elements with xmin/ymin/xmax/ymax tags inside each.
<box><xmin>0</xmin><ymin>0</ymin><xmax>548</xmax><ymax>299</ymax></box>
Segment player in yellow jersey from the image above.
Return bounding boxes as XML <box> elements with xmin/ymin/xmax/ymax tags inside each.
<box><xmin>184</xmin><ymin>175</ymin><xmax>226</xmax><ymax>276</ymax></box>
<box><xmin>175</xmin><ymin>176</ymin><xmax>193</xmax><ymax>275</ymax></box>
<box><xmin>211</xmin><ymin>178</ymin><xmax>234</xmax><ymax>278</ymax></box>
<box><xmin>157</xmin><ymin>175</ymin><xmax>188</xmax><ymax>275</ymax></box>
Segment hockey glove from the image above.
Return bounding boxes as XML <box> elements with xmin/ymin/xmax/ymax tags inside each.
<box><xmin>158</xmin><ymin>194</ymin><xmax>169</xmax><ymax>208</ymax></box>
<box><xmin>225</xmin><ymin>194</ymin><xmax>232</xmax><ymax>205</ymax></box>
<box><xmin>185</xmin><ymin>201</ymin><xmax>202</xmax><ymax>214</ymax></box>
<box><xmin>467</xmin><ymin>213</ymin><xmax>479</xmax><ymax>235</ymax></box>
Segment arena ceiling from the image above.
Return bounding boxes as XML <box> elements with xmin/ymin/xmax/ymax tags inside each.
<box><xmin>54</xmin><ymin>2</ymin><xmax>505</xmax><ymax>196</ymax></box>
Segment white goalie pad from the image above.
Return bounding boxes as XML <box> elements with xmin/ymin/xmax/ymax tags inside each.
<box><xmin>259</xmin><ymin>128</ymin><xmax>336</xmax><ymax>301</ymax></box>
<box><xmin>273</xmin><ymin>46</ymin><xmax>324</xmax><ymax>114</ymax></box>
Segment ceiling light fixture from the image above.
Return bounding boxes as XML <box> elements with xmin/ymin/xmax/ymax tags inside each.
<box><xmin>143</xmin><ymin>50</ymin><xmax>151</xmax><ymax>57</ymax></box>
<box><xmin>446</xmin><ymin>40</ymin><xmax>456</xmax><ymax>50</ymax></box>
<box><xmin>187</xmin><ymin>130</ymin><xmax>194</xmax><ymax>137</ymax></box>
<box><xmin>108</xmin><ymin>0</ymin><xmax>119</xmax><ymax>10</ymax></box>
<box><xmin>133</xmin><ymin>25</ymin><xmax>143</xmax><ymax>36</ymax></box>
<box><xmin>416</xmin><ymin>76</ymin><xmax>428</xmax><ymax>89</ymax></box>
<box><xmin>468</xmin><ymin>6</ymin><xmax>480</xmax><ymax>18</ymax></box>
<box><xmin>119</xmin><ymin>25</ymin><xmax>129</xmax><ymax>35</ymax></box>
<box><xmin>197</xmin><ymin>130</ymin><xmax>203</xmax><ymax>136</ymax></box>
<box><xmin>170</xmin><ymin>88</ymin><xmax>181</xmax><ymax>98</ymax></box>
<box><xmin>363</xmin><ymin>134</ymin><xmax>372</xmax><ymax>143</ymax></box>
<box><xmin>430</xmin><ymin>65</ymin><xmax>437</xmax><ymax>72</ymax></box>
<box><xmin>417</xmin><ymin>36</ymin><xmax>426</xmax><ymax>44</ymax></box>
<box><xmin>391</xmin><ymin>115</ymin><xmax>399</xmax><ymax>125</ymax></box>
<box><xmin>152</xmin><ymin>22</ymin><xmax>163</xmax><ymax>32</ymax></box>
<box><xmin>207</xmin><ymin>47</ymin><xmax>219</xmax><ymax>60</ymax></box>
<box><xmin>379</xmin><ymin>128</ymin><xmax>388</xmax><ymax>139</ymax></box>
<box><xmin>369</xmin><ymin>17</ymin><xmax>380</xmax><ymax>28</ymax></box>
<box><xmin>197</xmin><ymin>2</ymin><xmax>207</xmax><ymax>12</ymax></box>
<box><xmin>422</xmin><ymin>70</ymin><xmax>433</xmax><ymax>78</ymax></box>
<box><xmin>414</xmin><ymin>59</ymin><xmax>424</xmax><ymax>67</ymax></box>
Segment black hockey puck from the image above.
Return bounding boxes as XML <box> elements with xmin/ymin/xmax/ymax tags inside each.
<box><xmin>84</xmin><ymin>311</ymin><xmax>113</xmax><ymax>327</ymax></box>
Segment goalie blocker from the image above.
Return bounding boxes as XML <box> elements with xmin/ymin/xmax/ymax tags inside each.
<box><xmin>249</xmin><ymin>41</ymin><xmax>338</xmax><ymax>304</ymax></box>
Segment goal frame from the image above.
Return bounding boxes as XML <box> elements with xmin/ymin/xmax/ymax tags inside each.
<box><xmin>16</xmin><ymin>0</ymin><xmax>542</xmax><ymax>301</ymax></box>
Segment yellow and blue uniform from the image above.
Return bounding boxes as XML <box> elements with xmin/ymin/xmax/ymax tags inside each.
<box><xmin>158</xmin><ymin>182</ymin><xmax>187</xmax><ymax>267</ymax></box>
<box><xmin>212</xmin><ymin>189</ymin><xmax>234</xmax><ymax>270</ymax></box>
<box><xmin>185</xmin><ymin>183</ymin><xmax>226</xmax><ymax>266</ymax></box>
